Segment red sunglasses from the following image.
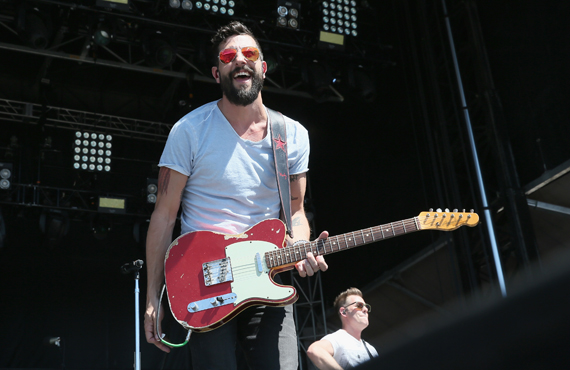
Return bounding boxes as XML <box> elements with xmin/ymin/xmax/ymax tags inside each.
<box><xmin>219</xmin><ymin>47</ymin><xmax>260</xmax><ymax>64</ymax></box>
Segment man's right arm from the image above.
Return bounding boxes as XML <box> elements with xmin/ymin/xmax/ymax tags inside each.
<box><xmin>144</xmin><ymin>167</ymin><xmax>188</xmax><ymax>353</ymax></box>
<box><xmin>307</xmin><ymin>339</ymin><xmax>343</xmax><ymax>370</ymax></box>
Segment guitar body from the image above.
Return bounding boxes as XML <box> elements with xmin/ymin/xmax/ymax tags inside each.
<box><xmin>165</xmin><ymin>219</ymin><xmax>297</xmax><ymax>332</ymax></box>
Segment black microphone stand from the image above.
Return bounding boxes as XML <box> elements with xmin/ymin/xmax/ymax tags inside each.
<box><xmin>122</xmin><ymin>260</ymin><xmax>144</xmax><ymax>370</ymax></box>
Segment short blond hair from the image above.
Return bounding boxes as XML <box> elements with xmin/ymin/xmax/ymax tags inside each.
<box><xmin>333</xmin><ymin>287</ymin><xmax>363</xmax><ymax>319</ymax></box>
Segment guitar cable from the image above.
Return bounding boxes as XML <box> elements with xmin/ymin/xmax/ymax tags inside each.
<box><xmin>156</xmin><ymin>283</ymin><xmax>192</xmax><ymax>348</ymax></box>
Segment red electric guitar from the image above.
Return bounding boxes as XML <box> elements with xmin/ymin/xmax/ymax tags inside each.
<box><xmin>164</xmin><ymin>209</ymin><xmax>479</xmax><ymax>332</ymax></box>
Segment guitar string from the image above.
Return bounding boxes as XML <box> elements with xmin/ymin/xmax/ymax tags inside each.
<box><xmin>264</xmin><ymin>214</ymin><xmax>471</xmax><ymax>268</ymax></box>
<box><xmin>263</xmin><ymin>221</ymin><xmax>417</xmax><ymax>268</ymax></box>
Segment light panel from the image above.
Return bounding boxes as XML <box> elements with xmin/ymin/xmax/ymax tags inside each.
<box><xmin>277</xmin><ymin>1</ymin><xmax>300</xmax><ymax>30</ymax></box>
<box><xmin>72</xmin><ymin>131</ymin><xmax>112</xmax><ymax>172</ymax></box>
<box><xmin>321</xmin><ymin>0</ymin><xmax>357</xmax><ymax>37</ymax></box>
<box><xmin>195</xmin><ymin>0</ymin><xmax>235</xmax><ymax>16</ymax></box>
<box><xmin>0</xmin><ymin>163</ymin><xmax>12</xmax><ymax>190</ymax></box>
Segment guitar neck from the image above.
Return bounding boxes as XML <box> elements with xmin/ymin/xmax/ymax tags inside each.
<box><xmin>265</xmin><ymin>217</ymin><xmax>420</xmax><ymax>269</ymax></box>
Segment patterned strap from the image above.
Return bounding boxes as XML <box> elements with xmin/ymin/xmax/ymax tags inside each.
<box><xmin>267</xmin><ymin>108</ymin><xmax>293</xmax><ymax>238</ymax></box>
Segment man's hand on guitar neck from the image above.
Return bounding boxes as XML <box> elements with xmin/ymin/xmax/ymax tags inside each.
<box><xmin>295</xmin><ymin>231</ymin><xmax>330</xmax><ymax>277</ymax></box>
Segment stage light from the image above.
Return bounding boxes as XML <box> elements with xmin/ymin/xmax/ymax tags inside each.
<box><xmin>181</xmin><ymin>0</ymin><xmax>193</xmax><ymax>10</ymax></box>
<box><xmin>320</xmin><ymin>0</ymin><xmax>357</xmax><ymax>39</ymax></box>
<box><xmin>98</xmin><ymin>196</ymin><xmax>126</xmax><ymax>214</ymax></box>
<box><xmin>18</xmin><ymin>8</ymin><xmax>51</xmax><ymax>49</ymax></box>
<box><xmin>169</xmin><ymin>0</ymin><xmax>181</xmax><ymax>8</ymax></box>
<box><xmin>144</xmin><ymin>32</ymin><xmax>176</xmax><ymax>68</ymax></box>
<box><xmin>91</xmin><ymin>216</ymin><xmax>111</xmax><ymax>240</ymax></box>
<box><xmin>72</xmin><ymin>131</ymin><xmax>112</xmax><ymax>172</ymax></box>
<box><xmin>348</xmin><ymin>65</ymin><xmax>377</xmax><ymax>102</ymax></box>
<box><xmin>146</xmin><ymin>178</ymin><xmax>158</xmax><ymax>204</ymax></box>
<box><xmin>0</xmin><ymin>163</ymin><xmax>13</xmax><ymax>190</ymax></box>
<box><xmin>96</xmin><ymin>0</ymin><xmax>130</xmax><ymax>11</ymax></box>
<box><xmin>39</xmin><ymin>209</ymin><xmax>69</xmax><ymax>247</ymax></box>
<box><xmin>265</xmin><ymin>55</ymin><xmax>279</xmax><ymax>74</ymax></box>
<box><xmin>93</xmin><ymin>22</ymin><xmax>113</xmax><ymax>46</ymax></box>
<box><xmin>303</xmin><ymin>60</ymin><xmax>331</xmax><ymax>97</ymax></box>
<box><xmin>195</xmin><ymin>0</ymin><xmax>234</xmax><ymax>15</ymax></box>
<box><xmin>276</xmin><ymin>1</ymin><xmax>300</xmax><ymax>30</ymax></box>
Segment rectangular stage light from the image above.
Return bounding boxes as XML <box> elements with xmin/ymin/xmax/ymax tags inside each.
<box><xmin>98</xmin><ymin>196</ymin><xmax>126</xmax><ymax>214</ymax></box>
<box><xmin>96</xmin><ymin>0</ymin><xmax>131</xmax><ymax>11</ymax></box>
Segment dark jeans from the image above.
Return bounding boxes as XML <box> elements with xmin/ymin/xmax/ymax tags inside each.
<box><xmin>189</xmin><ymin>304</ymin><xmax>298</xmax><ymax>370</ymax></box>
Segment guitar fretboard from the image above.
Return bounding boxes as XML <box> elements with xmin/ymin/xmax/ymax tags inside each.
<box><xmin>264</xmin><ymin>217</ymin><xmax>420</xmax><ymax>269</ymax></box>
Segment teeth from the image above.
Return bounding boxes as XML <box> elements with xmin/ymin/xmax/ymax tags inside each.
<box><xmin>234</xmin><ymin>71</ymin><xmax>251</xmax><ymax>78</ymax></box>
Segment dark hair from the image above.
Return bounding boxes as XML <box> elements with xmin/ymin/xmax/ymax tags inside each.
<box><xmin>210</xmin><ymin>21</ymin><xmax>263</xmax><ymax>65</ymax></box>
<box><xmin>333</xmin><ymin>287</ymin><xmax>363</xmax><ymax>319</ymax></box>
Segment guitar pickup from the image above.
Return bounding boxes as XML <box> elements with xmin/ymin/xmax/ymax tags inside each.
<box><xmin>187</xmin><ymin>293</ymin><xmax>238</xmax><ymax>313</ymax></box>
<box><xmin>202</xmin><ymin>257</ymin><xmax>234</xmax><ymax>286</ymax></box>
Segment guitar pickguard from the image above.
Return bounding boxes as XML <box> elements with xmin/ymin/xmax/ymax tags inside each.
<box><xmin>226</xmin><ymin>240</ymin><xmax>294</xmax><ymax>306</ymax></box>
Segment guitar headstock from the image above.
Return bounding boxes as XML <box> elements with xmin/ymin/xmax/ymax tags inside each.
<box><xmin>417</xmin><ymin>209</ymin><xmax>479</xmax><ymax>231</ymax></box>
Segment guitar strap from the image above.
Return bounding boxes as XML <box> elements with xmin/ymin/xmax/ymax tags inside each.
<box><xmin>267</xmin><ymin>108</ymin><xmax>293</xmax><ymax>238</ymax></box>
<box><xmin>363</xmin><ymin>339</ymin><xmax>375</xmax><ymax>359</ymax></box>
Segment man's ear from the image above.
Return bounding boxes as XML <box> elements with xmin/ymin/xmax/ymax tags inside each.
<box><xmin>212</xmin><ymin>66</ymin><xmax>220</xmax><ymax>83</ymax></box>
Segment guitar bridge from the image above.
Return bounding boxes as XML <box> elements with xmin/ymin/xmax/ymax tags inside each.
<box><xmin>187</xmin><ymin>293</ymin><xmax>238</xmax><ymax>313</ymax></box>
<box><xmin>202</xmin><ymin>257</ymin><xmax>234</xmax><ymax>286</ymax></box>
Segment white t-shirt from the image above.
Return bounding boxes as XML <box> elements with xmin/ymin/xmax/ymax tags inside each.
<box><xmin>321</xmin><ymin>329</ymin><xmax>378</xmax><ymax>369</ymax></box>
<box><xmin>159</xmin><ymin>100</ymin><xmax>310</xmax><ymax>235</ymax></box>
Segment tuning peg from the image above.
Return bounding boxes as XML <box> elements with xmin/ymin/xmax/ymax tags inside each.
<box><xmin>429</xmin><ymin>208</ymin><xmax>433</xmax><ymax>212</ymax></box>
<box><xmin>436</xmin><ymin>208</ymin><xmax>442</xmax><ymax>212</ymax></box>
<box><xmin>462</xmin><ymin>209</ymin><xmax>465</xmax><ymax>212</ymax></box>
<box><xmin>445</xmin><ymin>208</ymin><xmax>449</xmax><ymax>212</ymax></box>
<box><xmin>470</xmin><ymin>209</ymin><xmax>474</xmax><ymax>213</ymax></box>
<box><xmin>453</xmin><ymin>208</ymin><xmax>458</xmax><ymax>212</ymax></box>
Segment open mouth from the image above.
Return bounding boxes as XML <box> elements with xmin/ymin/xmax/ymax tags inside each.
<box><xmin>233</xmin><ymin>70</ymin><xmax>252</xmax><ymax>82</ymax></box>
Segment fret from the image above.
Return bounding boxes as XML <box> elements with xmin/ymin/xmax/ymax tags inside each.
<box><xmin>402</xmin><ymin>220</ymin><xmax>407</xmax><ymax>233</ymax></box>
<box><xmin>323</xmin><ymin>240</ymin><xmax>331</xmax><ymax>253</ymax></box>
<box><xmin>268</xmin><ymin>251</ymin><xmax>275</xmax><ymax>268</ymax></box>
<box><xmin>395</xmin><ymin>221</ymin><xmax>406</xmax><ymax>235</ymax></box>
<box><xmin>342</xmin><ymin>234</ymin><xmax>349</xmax><ymax>249</ymax></box>
<box><xmin>390</xmin><ymin>222</ymin><xmax>395</xmax><ymax>237</ymax></box>
<box><xmin>323</xmin><ymin>239</ymin><xmax>328</xmax><ymax>254</ymax></box>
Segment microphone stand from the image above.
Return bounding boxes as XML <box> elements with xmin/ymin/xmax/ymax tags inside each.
<box><xmin>122</xmin><ymin>260</ymin><xmax>144</xmax><ymax>370</ymax></box>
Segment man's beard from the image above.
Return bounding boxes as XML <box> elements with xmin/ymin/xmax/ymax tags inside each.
<box><xmin>220</xmin><ymin>66</ymin><xmax>264</xmax><ymax>106</ymax></box>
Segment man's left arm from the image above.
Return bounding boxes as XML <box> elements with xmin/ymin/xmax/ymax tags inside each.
<box><xmin>288</xmin><ymin>173</ymin><xmax>329</xmax><ymax>277</ymax></box>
